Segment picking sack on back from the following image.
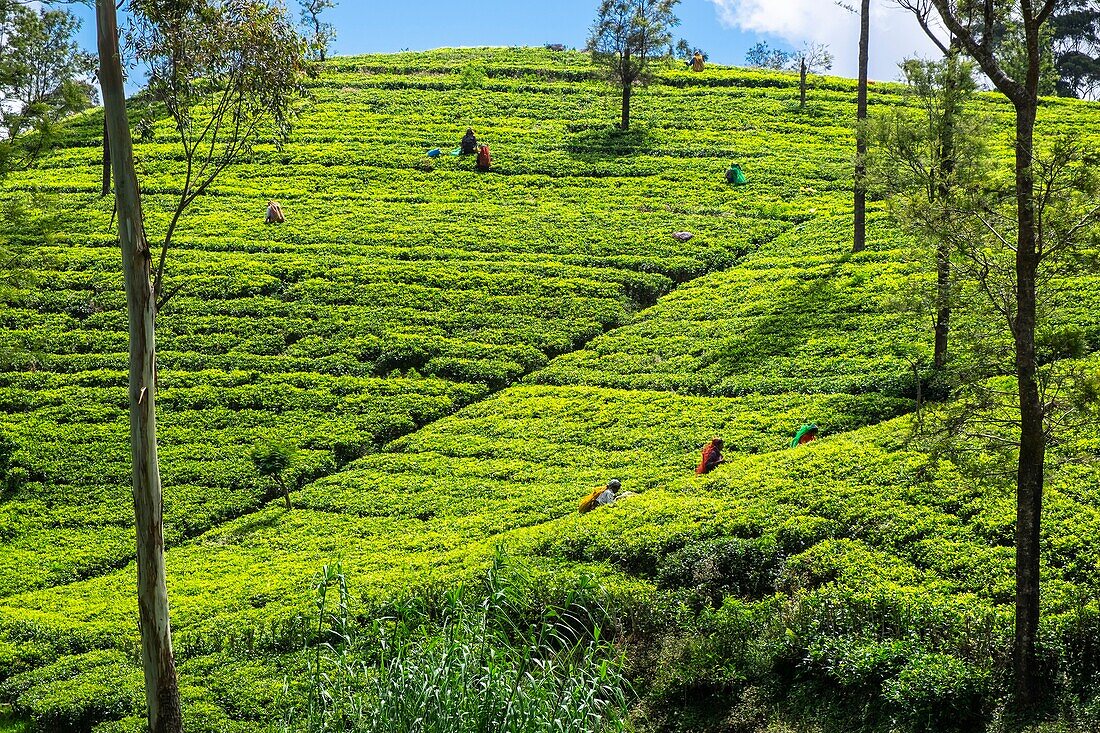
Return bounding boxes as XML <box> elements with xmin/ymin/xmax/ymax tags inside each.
<box><xmin>578</xmin><ymin>487</ymin><xmax>604</xmax><ymax>514</ymax></box>
<box><xmin>476</xmin><ymin>144</ymin><xmax>491</xmax><ymax>171</ymax></box>
<box><xmin>266</xmin><ymin>201</ymin><xmax>285</xmax><ymax>224</ymax></box>
<box><xmin>725</xmin><ymin>164</ymin><xmax>747</xmax><ymax>186</ymax></box>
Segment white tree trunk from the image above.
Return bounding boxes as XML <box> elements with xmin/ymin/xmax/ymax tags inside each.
<box><xmin>95</xmin><ymin>3</ymin><xmax>183</xmax><ymax>731</ymax></box>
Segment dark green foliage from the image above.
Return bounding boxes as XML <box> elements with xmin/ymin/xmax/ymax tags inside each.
<box><xmin>1052</xmin><ymin>1</ymin><xmax>1100</xmax><ymax>99</ymax></box>
<box><xmin>0</xmin><ymin>707</ymin><xmax>29</xmax><ymax>733</ymax></box>
<box><xmin>1037</xmin><ymin>325</ymin><xmax>1089</xmax><ymax>364</ymax></box>
<box><xmin>640</xmin><ymin>590</ymin><xmax>999</xmax><ymax>733</ymax></box>
<box><xmin>656</xmin><ymin>536</ymin><xmax>782</xmax><ymax>603</ymax></box>
<box><xmin>250</xmin><ymin>440</ymin><xmax>295</xmax><ymax>478</ymax></box>
<box><xmin>0</xmin><ymin>649</ymin><xmax>143</xmax><ymax>732</ymax></box>
<box><xmin>0</xmin><ymin>3</ymin><xmax>94</xmax><ymax>176</ymax></box>
<box><xmin>996</xmin><ymin>17</ymin><xmax>1060</xmax><ymax>97</ymax></box>
<box><xmin>0</xmin><ymin>432</ymin><xmax>24</xmax><ymax>497</ymax></box>
<box><xmin>251</xmin><ymin>440</ymin><xmax>297</xmax><ymax>508</ymax></box>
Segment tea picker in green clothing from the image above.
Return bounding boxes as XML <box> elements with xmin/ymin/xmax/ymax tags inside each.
<box><xmin>726</xmin><ymin>163</ymin><xmax>747</xmax><ymax>185</ymax></box>
<box><xmin>791</xmin><ymin>424</ymin><xmax>819</xmax><ymax>447</ymax></box>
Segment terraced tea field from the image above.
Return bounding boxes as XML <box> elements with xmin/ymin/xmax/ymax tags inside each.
<box><xmin>1</xmin><ymin>48</ymin><xmax>1099</xmax><ymax>732</ymax></box>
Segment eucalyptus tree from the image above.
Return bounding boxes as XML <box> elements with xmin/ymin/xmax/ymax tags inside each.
<box><xmin>94</xmin><ymin>1</ymin><xmax>305</xmax><ymax>729</ymax></box>
<box><xmin>299</xmin><ymin>0</ymin><xmax>337</xmax><ymax>62</ymax></box>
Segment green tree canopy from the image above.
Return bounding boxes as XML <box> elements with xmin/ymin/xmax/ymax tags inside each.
<box><xmin>251</xmin><ymin>440</ymin><xmax>298</xmax><ymax>509</ymax></box>
<box><xmin>587</xmin><ymin>0</ymin><xmax>681</xmax><ymax>130</ymax></box>
<box><xmin>1052</xmin><ymin>0</ymin><xmax>1100</xmax><ymax>99</ymax></box>
<box><xmin>0</xmin><ymin>2</ymin><xmax>95</xmax><ymax>175</ymax></box>
<box><xmin>125</xmin><ymin>0</ymin><xmax>306</xmax><ymax>304</ymax></box>
<box><xmin>744</xmin><ymin>41</ymin><xmax>791</xmax><ymax>69</ymax></box>
<box><xmin>299</xmin><ymin>0</ymin><xmax>337</xmax><ymax>62</ymax></box>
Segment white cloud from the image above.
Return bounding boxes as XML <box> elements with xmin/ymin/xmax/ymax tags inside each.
<box><xmin>709</xmin><ymin>0</ymin><xmax>943</xmax><ymax>81</ymax></box>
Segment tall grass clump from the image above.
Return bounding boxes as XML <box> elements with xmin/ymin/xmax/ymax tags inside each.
<box><xmin>286</xmin><ymin>552</ymin><xmax>632</xmax><ymax>733</ymax></box>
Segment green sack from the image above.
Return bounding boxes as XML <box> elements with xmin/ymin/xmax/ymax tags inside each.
<box><xmin>726</xmin><ymin>164</ymin><xmax>747</xmax><ymax>186</ymax></box>
<box><xmin>791</xmin><ymin>424</ymin><xmax>819</xmax><ymax>448</ymax></box>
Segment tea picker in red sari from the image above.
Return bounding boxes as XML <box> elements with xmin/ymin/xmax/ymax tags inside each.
<box><xmin>696</xmin><ymin>438</ymin><xmax>725</xmax><ymax>475</ymax></box>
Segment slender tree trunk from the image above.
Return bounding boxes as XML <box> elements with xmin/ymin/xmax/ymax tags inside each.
<box><xmin>95</xmin><ymin>3</ymin><xmax>183</xmax><ymax>732</ymax></box>
<box><xmin>101</xmin><ymin>117</ymin><xmax>111</xmax><ymax>198</ymax></box>
<box><xmin>933</xmin><ymin>47</ymin><xmax>960</xmax><ymax>370</ymax></box>
<box><xmin>1009</xmin><ymin>11</ymin><xmax>1047</xmax><ymax>708</ymax></box>
<box><xmin>853</xmin><ymin>0</ymin><xmax>870</xmax><ymax>253</ymax></box>
<box><xmin>1012</xmin><ymin>94</ymin><xmax>1044</xmax><ymax>714</ymax></box>
<box><xmin>917</xmin><ymin>0</ymin><xmax>1050</xmax><ymax>711</ymax></box>
<box><xmin>277</xmin><ymin>475</ymin><xmax>292</xmax><ymax>510</ymax></box>
<box><xmin>933</xmin><ymin>246</ymin><xmax>951</xmax><ymax>368</ymax></box>
<box><xmin>800</xmin><ymin>57</ymin><xmax>808</xmax><ymax>110</ymax></box>
<box><xmin>621</xmin><ymin>83</ymin><xmax>632</xmax><ymax>131</ymax></box>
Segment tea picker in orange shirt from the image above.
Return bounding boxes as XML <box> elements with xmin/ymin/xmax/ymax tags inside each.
<box><xmin>578</xmin><ymin>479</ymin><xmax>635</xmax><ymax>514</ymax></box>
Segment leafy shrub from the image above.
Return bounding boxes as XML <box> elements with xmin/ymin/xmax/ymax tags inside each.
<box><xmin>1037</xmin><ymin>325</ymin><xmax>1088</xmax><ymax>364</ymax></box>
<box><xmin>459</xmin><ymin>63</ymin><xmax>487</xmax><ymax>89</ymax></box>
<box><xmin>647</xmin><ymin>599</ymin><xmax>775</xmax><ymax>699</ymax></box>
<box><xmin>0</xmin><ymin>650</ymin><xmax>143</xmax><ymax>731</ymax></box>
<box><xmin>250</xmin><ymin>440</ymin><xmax>296</xmax><ymax>478</ymax></box>
<box><xmin>884</xmin><ymin>653</ymin><xmax>990</xmax><ymax>732</ymax></box>
<box><xmin>657</xmin><ymin>536</ymin><xmax>782</xmax><ymax>604</ymax></box>
<box><xmin>775</xmin><ymin>515</ymin><xmax>835</xmax><ymax>554</ymax></box>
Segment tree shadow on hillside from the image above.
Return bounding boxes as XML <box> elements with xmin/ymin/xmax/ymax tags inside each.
<box><xmin>564</xmin><ymin>124</ymin><xmax>655</xmax><ymax>159</ymax></box>
<box><xmin>704</xmin><ymin>253</ymin><xmax>855</xmax><ymax>379</ymax></box>
<box><xmin>220</xmin><ymin>510</ymin><xmax>285</xmax><ymax>542</ymax></box>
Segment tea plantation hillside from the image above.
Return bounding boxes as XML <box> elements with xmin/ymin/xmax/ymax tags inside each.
<box><xmin>1</xmin><ymin>48</ymin><xmax>1099</xmax><ymax>732</ymax></box>
<box><xmin>0</xmin><ymin>48</ymin><xmax>838</xmax><ymax>597</ymax></box>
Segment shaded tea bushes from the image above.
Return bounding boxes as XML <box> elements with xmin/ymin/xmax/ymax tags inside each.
<box><xmin>0</xmin><ymin>386</ymin><xmax>904</xmax><ymax>729</ymax></box>
<box><xmin>532</xmin><ymin>215</ymin><xmax>936</xmax><ymax>398</ymax></box>
<box><xmin>530</xmin><ymin>420</ymin><xmax>1100</xmax><ymax>730</ymax></box>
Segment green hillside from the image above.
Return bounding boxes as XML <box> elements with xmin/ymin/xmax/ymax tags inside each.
<box><xmin>1</xmin><ymin>48</ymin><xmax>1099</xmax><ymax>732</ymax></box>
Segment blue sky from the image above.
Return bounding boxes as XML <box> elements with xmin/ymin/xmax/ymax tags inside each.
<box><xmin>67</xmin><ymin>0</ymin><xmax>937</xmax><ymax>82</ymax></box>
<box><xmin>316</xmin><ymin>0</ymin><xmax>761</xmax><ymax>63</ymax></box>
